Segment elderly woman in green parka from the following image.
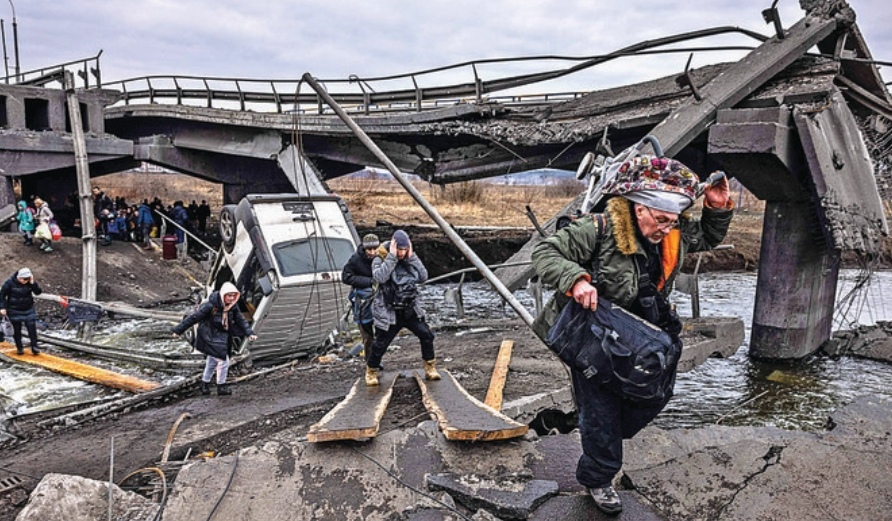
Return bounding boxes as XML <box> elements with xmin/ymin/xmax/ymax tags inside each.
<box><xmin>531</xmin><ymin>155</ymin><xmax>733</xmax><ymax>515</ymax></box>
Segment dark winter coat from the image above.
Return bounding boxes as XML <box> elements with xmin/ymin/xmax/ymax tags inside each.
<box><xmin>0</xmin><ymin>272</ymin><xmax>43</xmax><ymax>322</ymax></box>
<box><xmin>171</xmin><ymin>291</ymin><xmax>254</xmax><ymax>359</ymax></box>
<box><xmin>342</xmin><ymin>247</ymin><xmax>375</xmax><ymax>290</ymax></box>
<box><xmin>342</xmin><ymin>246</ymin><xmax>376</xmax><ymax>323</ymax></box>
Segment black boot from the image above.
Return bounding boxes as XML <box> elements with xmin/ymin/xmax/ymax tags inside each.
<box><xmin>16</xmin><ymin>347</ymin><xmax>24</xmax><ymax>355</ymax></box>
<box><xmin>31</xmin><ymin>347</ymin><xmax>40</xmax><ymax>355</ymax></box>
<box><xmin>218</xmin><ymin>384</ymin><xmax>232</xmax><ymax>396</ymax></box>
<box><xmin>201</xmin><ymin>381</ymin><xmax>211</xmax><ymax>395</ymax></box>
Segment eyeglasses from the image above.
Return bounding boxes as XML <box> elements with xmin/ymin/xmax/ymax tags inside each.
<box><xmin>644</xmin><ymin>207</ymin><xmax>678</xmax><ymax>231</ymax></box>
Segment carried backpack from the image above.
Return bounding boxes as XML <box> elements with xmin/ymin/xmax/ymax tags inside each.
<box><xmin>380</xmin><ymin>266</ymin><xmax>418</xmax><ymax>311</ymax></box>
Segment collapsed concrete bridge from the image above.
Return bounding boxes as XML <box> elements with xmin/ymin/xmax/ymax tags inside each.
<box><xmin>0</xmin><ymin>0</ymin><xmax>888</xmax><ymax>361</ymax></box>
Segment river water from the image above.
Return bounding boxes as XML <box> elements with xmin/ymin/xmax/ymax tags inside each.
<box><xmin>3</xmin><ymin>270</ymin><xmax>892</xmax><ymax>433</ymax></box>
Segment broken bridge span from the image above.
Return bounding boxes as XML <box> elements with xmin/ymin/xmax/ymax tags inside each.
<box><xmin>0</xmin><ymin>0</ymin><xmax>889</xmax><ymax>361</ymax></box>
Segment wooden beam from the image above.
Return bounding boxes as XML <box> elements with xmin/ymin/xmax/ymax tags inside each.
<box><xmin>484</xmin><ymin>340</ymin><xmax>514</xmax><ymax>411</ymax></box>
<box><xmin>415</xmin><ymin>369</ymin><xmax>527</xmax><ymax>441</ymax></box>
<box><xmin>0</xmin><ymin>342</ymin><xmax>160</xmax><ymax>393</ymax></box>
<box><xmin>307</xmin><ymin>372</ymin><xmax>398</xmax><ymax>443</ymax></box>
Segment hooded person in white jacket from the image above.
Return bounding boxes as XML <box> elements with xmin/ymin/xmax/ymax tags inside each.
<box><xmin>172</xmin><ymin>282</ymin><xmax>257</xmax><ymax>395</ymax></box>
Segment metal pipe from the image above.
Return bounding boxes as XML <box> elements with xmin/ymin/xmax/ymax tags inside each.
<box><xmin>302</xmin><ymin>72</ymin><xmax>535</xmax><ymax>327</ymax></box>
<box><xmin>1</xmin><ymin>20</ymin><xmax>8</xmax><ymax>81</ymax></box>
<box><xmin>152</xmin><ymin>209</ymin><xmax>216</xmax><ymax>258</ymax></box>
<box><xmin>108</xmin><ymin>436</ymin><xmax>114</xmax><ymax>521</ymax></box>
<box><xmin>7</xmin><ymin>0</ymin><xmax>17</xmax><ymax>81</ymax></box>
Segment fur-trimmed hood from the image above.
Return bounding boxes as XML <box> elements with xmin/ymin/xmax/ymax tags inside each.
<box><xmin>606</xmin><ymin>197</ymin><xmax>638</xmax><ymax>256</ymax></box>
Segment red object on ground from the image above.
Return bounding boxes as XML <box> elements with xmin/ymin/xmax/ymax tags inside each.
<box><xmin>162</xmin><ymin>236</ymin><xmax>178</xmax><ymax>260</ymax></box>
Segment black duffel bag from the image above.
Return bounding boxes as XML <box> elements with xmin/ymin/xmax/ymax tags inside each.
<box><xmin>545</xmin><ymin>298</ymin><xmax>680</xmax><ymax>402</ymax></box>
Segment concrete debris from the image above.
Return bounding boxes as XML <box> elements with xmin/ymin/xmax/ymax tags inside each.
<box><xmin>16</xmin><ymin>473</ymin><xmax>159</xmax><ymax>521</ymax></box>
<box><xmin>823</xmin><ymin>322</ymin><xmax>892</xmax><ymax>363</ymax></box>
<box><xmin>426</xmin><ymin>473</ymin><xmax>558</xmax><ymax>520</ymax></box>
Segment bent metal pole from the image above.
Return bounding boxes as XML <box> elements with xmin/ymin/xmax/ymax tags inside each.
<box><xmin>301</xmin><ymin>73</ymin><xmax>535</xmax><ymax>327</ymax></box>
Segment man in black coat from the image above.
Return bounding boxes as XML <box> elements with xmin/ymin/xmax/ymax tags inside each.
<box><xmin>0</xmin><ymin>267</ymin><xmax>43</xmax><ymax>355</ymax></box>
<box><xmin>341</xmin><ymin>233</ymin><xmax>380</xmax><ymax>361</ymax></box>
<box><xmin>172</xmin><ymin>282</ymin><xmax>257</xmax><ymax>395</ymax></box>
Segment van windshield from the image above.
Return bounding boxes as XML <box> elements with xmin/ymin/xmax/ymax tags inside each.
<box><xmin>272</xmin><ymin>237</ymin><xmax>355</xmax><ymax>277</ymax></box>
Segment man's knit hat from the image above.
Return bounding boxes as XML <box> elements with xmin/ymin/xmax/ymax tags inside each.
<box><xmin>361</xmin><ymin>233</ymin><xmax>380</xmax><ymax>248</ymax></box>
<box><xmin>603</xmin><ymin>155</ymin><xmax>699</xmax><ymax>214</ymax></box>
<box><xmin>393</xmin><ymin>230</ymin><xmax>410</xmax><ymax>248</ymax></box>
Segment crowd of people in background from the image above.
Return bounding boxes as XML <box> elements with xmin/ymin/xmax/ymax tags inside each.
<box><xmin>87</xmin><ymin>186</ymin><xmax>212</xmax><ymax>248</ymax></box>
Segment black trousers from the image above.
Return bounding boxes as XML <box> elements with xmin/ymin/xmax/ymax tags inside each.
<box><xmin>367</xmin><ymin>308</ymin><xmax>435</xmax><ymax>369</ymax></box>
<box><xmin>571</xmin><ymin>368</ymin><xmax>674</xmax><ymax>488</ymax></box>
<box><xmin>11</xmin><ymin>319</ymin><xmax>39</xmax><ymax>353</ymax></box>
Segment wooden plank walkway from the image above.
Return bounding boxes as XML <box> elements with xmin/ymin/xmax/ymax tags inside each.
<box><xmin>0</xmin><ymin>342</ymin><xmax>161</xmax><ymax>393</ymax></box>
<box><xmin>415</xmin><ymin>369</ymin><xmax>528</xmax><ymax>441</ymax></box>
<box><xmin>307</xmin><ymin>371</ymin><xmax>399</xmax><ymax>443</ymax></box>
<box><xmin>484</xmin><ymin>340</ymin><xmax>514</xmax><ymax>410</ymax></box>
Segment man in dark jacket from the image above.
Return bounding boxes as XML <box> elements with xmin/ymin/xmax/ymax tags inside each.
<box><xmin>0</xmin><ymin>267</ymin><xmax>43</xmax><ymax>355</ymax></box>
<box><xmin>531</xmin><ymin>155</ymin><xmax>732</xmax><ymax>515</ymax></box>
<box><xmin>341</xmin><ymin>233</ymin><xmax>380</xmax><ymax>361</ymax></box>
<box><xmin>92</xmin><ymin>186</ymin><xmax>112</xmax><ymax>219</ymax></box>
<box><xmin>198</xmin><ymin>200</ymin><xmax>211</xmax><ymax>233</ymax></box>
<box><xmin>172</xmin><ymin>282</ymin><xmax>257</xmax><ymax>395</ymax></box>
<box><xmin>364</xmin><ymin>230</ymin><xmax>439</xmax><ymax>386</ymax></box>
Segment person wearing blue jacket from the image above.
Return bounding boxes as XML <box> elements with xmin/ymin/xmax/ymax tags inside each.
<box><xmin>0</xmin><ymin>268</ymin><xmax>43</xmax><ymax>355</ymax></box>
<box><xmin>171</xmin><ymin>282</ymin><xmax>257</xmax><ymax>395</ymax></box>
<box><xmin>137</xmin><ymin>200</ymin><xmax>155</xmax><ymax>250</ymax></box>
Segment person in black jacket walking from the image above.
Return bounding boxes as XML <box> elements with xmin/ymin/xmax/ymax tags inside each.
<box><xmin>172</xmin><ymin>282</ymin><xmax>257</xmax><ymax>395</ymax></box>
<box><xmin>341</xmin><ymin>233</ymin><xmax>380</xmax><ymax>361</ymax></box>
<box><xmin>0</xmin><ymin>268</ymin><xmax>43</xmax><ymax>355</ymax></box>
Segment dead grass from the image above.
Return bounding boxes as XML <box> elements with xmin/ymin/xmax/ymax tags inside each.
<box><xmin>328</xmin><ymin>177</ymin><xmax>580</xmax><ymax>227</ymax></box>
<box><xmin>95</xmin><ymin>171</ymin><xmax>223</xmax><ymax>208</ymax></box>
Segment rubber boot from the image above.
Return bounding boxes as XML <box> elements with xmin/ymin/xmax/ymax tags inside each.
<box><xmin>218</xmin><ymin>384</ymin><xmax>232</xmax><ymax>396</ymax></box>
<box><xmin>423</xmin><ymin>360</ymin><xmax>441</xmax><ymax>381</ymax></box>
<box><xmin>365</xmin><ymin>366</ymin><xmax>379</xmax><ymax>387</ymax></box>
<box><xmin>201</xmin><ymin>381</ymin><xmax>211</xmax><ymax>395</ymax></box>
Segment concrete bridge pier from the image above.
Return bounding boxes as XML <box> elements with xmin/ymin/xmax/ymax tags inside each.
<box><xmin>750</xmin><ymin>201</ymin><xmax>839</xmax><ymax>359</ymax></box>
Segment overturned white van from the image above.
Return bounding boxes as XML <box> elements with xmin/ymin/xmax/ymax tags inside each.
<box><xmin>208</xmin><ymin>194</ymin><xmax>359</xmax><ymax>364</ymax></box>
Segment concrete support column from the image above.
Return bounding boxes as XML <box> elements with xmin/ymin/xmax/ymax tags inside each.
<box><xmin>0</xmin><ymin>176</ymin><xmax>15</xmax><ymax>208</ymax></box>
<box><xmin>750</xmin><ymin>201</ymin><xmax>839</xmax><ymax>360</ymax></box>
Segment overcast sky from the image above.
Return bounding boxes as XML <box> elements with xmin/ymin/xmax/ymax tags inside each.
<box><xmin>5</xmin><ymin>0</ymin><xmax>890</xmax><ymax>98</ymax></box>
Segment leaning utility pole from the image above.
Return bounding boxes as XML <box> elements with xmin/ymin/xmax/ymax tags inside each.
<box><xmin>64</xmin><ymin>71</ymin><xmax>97</xmax><ymax>340</ymax></box>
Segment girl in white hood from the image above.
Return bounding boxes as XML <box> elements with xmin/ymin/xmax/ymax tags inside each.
<box><xmin>172</xmin><ymin>282</ymin><xmax>257</xmax><ymax>395</ymax></box>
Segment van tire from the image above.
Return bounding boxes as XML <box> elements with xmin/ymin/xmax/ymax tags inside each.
<box><xmin>219</xmin><ymin>205</ymin><xmax>238</xmax><ymax>253</ymax></box>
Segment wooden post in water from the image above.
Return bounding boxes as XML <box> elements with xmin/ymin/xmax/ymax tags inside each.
<box><xmin>64</xmin><ymin>71</ymin><xmax>98</xmax><ymax>340</ymax></box>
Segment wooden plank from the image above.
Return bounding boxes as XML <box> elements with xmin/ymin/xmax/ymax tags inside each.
<box><xmin>0</xmin><ymin>342</ymin><xmax>160</xmax><ymax>393</ymax></box>
<box><xmin>484</xmin><ymin>340</ymin><xmax>514</xmax><ymax>411</ymax></box>
<box><xmin>416</xmin><ymin>369</ymin><xmax>528</xmax><ymax>441</ymax></box>
<box><xmin>307</xmin><ymin>372</ymin><xmax>399</xmax><ymax>443</ymax></box>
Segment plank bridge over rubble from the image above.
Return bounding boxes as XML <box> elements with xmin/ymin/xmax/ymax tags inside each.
<box><xmin>0</xmin><ymin>0</ymin><xmax>890</xmax><ymax>360</ymax></box>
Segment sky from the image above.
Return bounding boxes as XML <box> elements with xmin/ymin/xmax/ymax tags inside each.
<box><xmin>3</xmin><ymin>0</ymin><xmax>890</xmax><ymax>101</ymax></box>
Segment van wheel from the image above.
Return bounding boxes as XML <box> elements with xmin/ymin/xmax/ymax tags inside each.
<box><xmin>219</xmin><ymin>205</ymin><xmax>238</xmax><ymax>252</ymax></box>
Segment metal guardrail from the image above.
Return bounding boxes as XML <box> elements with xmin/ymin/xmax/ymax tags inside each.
<box><xmin>2</xmin><ymin>51</ymin><xmax>102</xmax><ymax>87</ymax></box>
<box><xmin>96</xmin><ymin>26</ymin><xmax>769</xmax><ymax>115</ymax></box>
